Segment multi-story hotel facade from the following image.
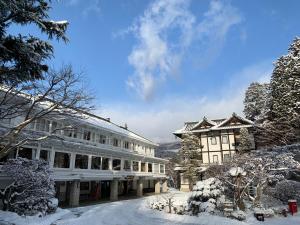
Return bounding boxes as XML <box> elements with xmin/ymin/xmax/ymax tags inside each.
<box><xmin>173</xmin><ymin>113</ymin><xmax>255</xmax><ymax>191</ymax></box>
<box><xmin>0</xmin><ymin>110</ymin><xmax>168</xmax><ymax>206</ymax></box>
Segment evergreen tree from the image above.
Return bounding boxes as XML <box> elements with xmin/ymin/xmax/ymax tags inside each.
<box><xmin>264</xmin><ymin>37</ymin><xmax>300</xmax><ymax>145</ymax></box>
<box><xmin>179</xmin><ymin>132</ymin><xmax>203</xmax><ymax>190</ymax></box>
<box><xmin>0</xmin><ymin>0</ymin><xmax>68</xmax><ymax>84</ymax></box>
<box><xmin>245</xmin><ymin>38</ymin><xmax>300</xmax><ymax>147</ymax></box>
<box><xmin>238</xmin><ymin>128</ymin><xmax>253</xmax><ymax>152</ymax></box>
<box><xmin>243</xmin><ymin>82</ymin><xmax>270</xmax><ymax>122</ymax></box>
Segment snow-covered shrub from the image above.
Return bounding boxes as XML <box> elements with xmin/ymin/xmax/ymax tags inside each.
<box><xmin>254</xmin><ymin>208</ymin><xmax>275</xmax><ymax>218</ymax></box>
<box><xmin>266</xmin><ymin>180</ymin><xmax>300</xmax><ymax>203</ymax></box>
<box><xmin>188</xmin><ymin>178</ymin><xmax>225</xmax><ymax>215</ymax></box>
<box><xmin>47</xmin><ymin>198</ymin><xmax>58</xmax><ymax>213</ymax></box>
<box><xmin>230</xmin><ymin>210</ymin><xmax>246</xmax><ymax>221</ymax></box>
<box><xmin>148</xmin><ymin>193</ymin><xmax>189</xmax><ymax>215</ymax></box>
<box><xmin>1</xmin><ymin>157</ymin><xmax>57</xmax><ymax>216</ymax></box>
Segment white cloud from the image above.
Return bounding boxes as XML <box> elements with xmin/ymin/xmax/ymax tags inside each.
<box><xmin>127</xmin><ymin>0</ymin><xmax>242</xmax><ymax>100</ymax></box>
<box><xmin>98</xmin><ymin>61</ymin><xmax>273</xmax><ymax>143</ymax></box>
<box><xmin>82</xmin><ymin>0</ymin><xmax>101</xmax><ymax>18</ymax></box>
<box><xmin>65</xmin><ymin>0</ymin><xmax>101</xmax><ymax>17</ymax></box>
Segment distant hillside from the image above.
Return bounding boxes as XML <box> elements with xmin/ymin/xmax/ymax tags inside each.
<box><xmin>155</xmin><ymin>141</ymin><xmax>181</xmax><ymax>159</ymax></box>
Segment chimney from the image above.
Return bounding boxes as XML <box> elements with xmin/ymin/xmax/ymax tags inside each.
<box><xmin>124</xmin><ymin>123</ymin><xmax>128</xmax><ymax>130</ymax></box>
<box><xmin>106</xmin><ymin>118</ymin><xmax>110</xmax><ymax>122</ymax></box>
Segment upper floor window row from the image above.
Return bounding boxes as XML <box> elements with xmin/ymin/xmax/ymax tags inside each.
<box><xmin>33</xmin><ymin>119</ymin><xmax>154</xmax><ymax>155</ymax></box>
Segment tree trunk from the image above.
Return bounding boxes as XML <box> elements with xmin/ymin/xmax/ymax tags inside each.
<box><xmin>253</xmin><ymin>183</ymin><xmax>263</xmax><ymax>207</ymax></box>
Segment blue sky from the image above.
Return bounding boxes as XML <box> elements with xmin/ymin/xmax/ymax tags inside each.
<box><xmin>12</xmin><ymin>0</ymin><xmax>300</xmax><ymax>142</ymax></box>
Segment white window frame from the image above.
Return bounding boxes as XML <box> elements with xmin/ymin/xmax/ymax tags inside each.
<box><xmin>211</xmin><ymin>137</ymin><xmax>217</xmax><ymax>145</ymax></box>
<box><xmin>221</xmin><ymin>135</ymin><xmax>228</xmax><ymax>144</ymax></box>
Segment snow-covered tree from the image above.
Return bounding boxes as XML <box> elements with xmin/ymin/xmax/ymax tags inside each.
<box><xmin>254</xmin><ymin>118</ymin><xmax>297</xmax><ymax>148</ymax></box>
<box><xmin>178</xmin><ymin>132</ymin><xmax>203</xmax><ymax>190</ymax></box>
<box><xmin>238</xmin><ymin>128</ymin><xmax>253</xmax><ymax>152</ymax></box>
<box><xmin>257</xmin><ymin>37</ymin><xmax>300</xmax><ymax>146</ymax></box>
<box><xmin>217</xmin><ymin>149</ymin><xmax>300</xmax><ymax>208</ymax></box>
<box><xmin>0</xmin><ymin>65</ymin><xmax>93</xmax><ymax>159</ymax></box>
<box><xmin>265</xmin><ymin>180</ymin><xmax>300</xmax><ymax>204</ymax></box>
<box><xmin>0</xmin><ymin>0</ymin><xmax>68</xmax><ymax>84</ymax></box>
<box><xmin>188</xmin><ymin>178</ymin><xmax>225</xmax><ymax>214</ymax></box>
<box><xmin>0</xmin><ymin>157</ymin><xmax>57</xmax><ymax>216</ymax></box>
<box><xmin>243</xmin><ymin>82</ymin><xmax>270</xmax><ymax>122</ymax></box>
<box><xmin>270</xmin><ymin>37</ymin><xmax>300</xmax><ymax>124</ymax></box>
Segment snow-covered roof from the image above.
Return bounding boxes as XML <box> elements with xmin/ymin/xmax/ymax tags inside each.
<box><xmin>80</xmin><ymin>113</ymin><xmax>158</xmax><ymax>146</ymax></box>
<box><xmin>173</xmin><ymin>113</ymin><xmax>254</xmax><ymax>137</ymax></box>
<box><xmin>0</xmin><ymin>86</ymin><xmax>157</xmax><ymax>146</ymax></box>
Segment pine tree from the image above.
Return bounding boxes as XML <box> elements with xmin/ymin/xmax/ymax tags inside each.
<box><xmin>238</xmin><ymin>128</ymin><xmax>253</xmax><ymax>152</ymax></box>
<box><xmin>246</xmin><ymin>38</ymin><xmax>300</xmax><ymax>147</ymax></box>
<box><xmin>265</xmin><ymin>37</ymin><xmax>300</xmax><ymax>145</ymax></box>
<box><xmin>0</xmin><ymin>0</ymin><xmax>68</xmax><ymax>84</ymax></box>
<box><xmin>243</xmin><ymin>82</ymin><xmax>270</xmax><ymax>122</ymax></box>
<box><xmin>179</xmin><ymin>132</ymin><xmax>203</xmax><ymax>190</ymax></box>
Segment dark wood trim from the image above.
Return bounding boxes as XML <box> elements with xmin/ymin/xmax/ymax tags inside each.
<box><xmin>219</xmin><ymin>131</ymin><xmax>223</xmax><ymax>162</ymax></box>
<box><xmin>201</xmin><ymin>150</ymin><xmax>231</xmax><ymax>153</ymax></box>
<box><xmin>199</xmin><ymin>134</ymin><xmax>203</xmax><ymax>159</ymax></box>
<box><xmin>233</xmin><ymin>129</ymin><xmax>237</xmax><ymax>153</ymax></box>
<box><xmin>228</xmin><ymin>130</ymin><xmax>232</xmax><ymax>158</ymax></box>
<box><xmin>206</xmin><ymin>133</ymin><xmax>210</xmax><ymax>164</ymax></box>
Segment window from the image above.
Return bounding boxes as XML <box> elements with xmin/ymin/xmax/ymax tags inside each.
<box><xmin>102</xmin><ymin>157</ymin><xmax>109</xmax><ymax>170</ymax></box>
<box><xmin>64</xmin><ymin>129</ymin><xmax>73</xmax><ymax>138</ymax></box>
<box><xmin>141</xmin><ymin>162</ymin><xmax>146</xmax><ymax>172</ymax></box>
<box><xmin>148</xmin><ymin>163</ymin><xmax>153</xmax><ymax>173</ymax></box>
<box><xmin>80</xmin><ymin>182</ymin><xmax>90</xmax><ymax>191</ymax></box>
<box><xmin>153</xmin><ymin>163</ymin><xmax>159</xmax><ymax>173</ymax></box>
<box><xmin>99</xmin><ymin>135</ymin><xmax>106</xmax><ymax>144</ymax></box>
<box><xmin>223</xmin><ymin>154</ymin><xmax>230</xmax><ymax>162</ymax></box>
<box><xmin>160</xmin><ymin>164</ymin><xmax>165</xmax><ymax>174</ymax></box>
<box><xmin>213</xmin><ymin>155</ymin><xmax>219</xmax><ymax>163</ymax></box>
<box><xmin>113</xmin><ymin>138</ymin><xmax>119</xmax><ymax>147</ymax></box>
<box><xmin>83</xmin><ymin>130</ymin><xmax>91</xmax><ymax>141</ymax></box>
<box><xmin>75</xmin><ymin>154</ymin><xmax>88</xmax><ymax>169</ymax></box>
<box><xmin>211</xmin><ymin>137</ymin><xmax>217</xmax><ymax>145</ymax></box>
<box><xmin>132</xmin><ymin>143</ymin><xmax>136</xmax><ymax>151</ymax></box>
<box><xmin>40</xmin><ymin>150</ymin><xmax>50</xmax><ymax>161</ymax></box>
<box><xmin>222</xmin><ymin>135</ymin><xmax>228</xmax><ymax>144</ymax></box>
<box><xmin>18</xmin><ymin>148</ymin><xmax>33</xmax><ymax>159</ymax></box>
<box><xmin>112</xmin><ymin>159</ymin><xmax>121</xmax><ymax>171</ymax></box>
<box><xmin>91</xmin><ymin>156</ymin><xmax>101</xmax><ymax>169</ymax></box>
<box><xmin>91</xmin><ymin>132</ymin><xmax>95</xmax><ymax>142</ymax></box>
<box><xmin>124</xmin><ymin>141</ymin><xmax>129</xmax><ymax>149</ymax></box>
<box><xmin>51</xmin><ymin>121</ymin><xmax>62</xmax><ymax>134</ymax></box>
<box><xmin>132</xmin><ymin>161</ymin><xmax>139</xmax><ymax>171</ymax></box>
<box><xmin>124</xmin><ymin>160</ymin><xmax>131</xmax><ymax>171</ymax></box>
<box><xmin>36</xmin><ymin>119</ymin><xmax>50</xmax><ymax>132</ymax></box>
<box><xmin>54</xmin><ymin>152</ymin><xmax>70</xmax><ymax>168</ymax></box>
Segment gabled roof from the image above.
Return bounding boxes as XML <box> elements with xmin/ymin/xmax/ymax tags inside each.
<box><xmin>173</xmin><ymin>113</ymin><xmax>253</xmax><ymax>138</ymax></box>
<box><xmin>214</xmin><ymin>113</ymin><xmax>253</xmax><ymax>129</ymax></box>
<box><xmin>191</xmin><ymin>117</ymin><xmax>217</xmax><ymax>130</ymax></box>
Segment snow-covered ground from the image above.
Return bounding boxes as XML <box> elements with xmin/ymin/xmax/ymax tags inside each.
<box><xmin>0</xmin><ymin>192</ymin><xmax>299</xmax><ymax>225</ymax></box>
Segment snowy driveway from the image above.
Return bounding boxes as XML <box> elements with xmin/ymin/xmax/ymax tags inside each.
<box><xmin>1</xmin><ymin>194</ymin><xmax>300</xmax><ymax>225</ymax></box>
<box><xmin>55</xmin><ymin>197</ymin><xmax>243</xmax><ymax>225</ymax></box>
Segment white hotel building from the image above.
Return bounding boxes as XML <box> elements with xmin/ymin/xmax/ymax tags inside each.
<box><xmin>0</xmin><ymin>111</ymin><xmax>168</xmax><ymax>206</ymax></box>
